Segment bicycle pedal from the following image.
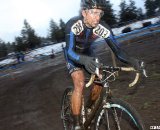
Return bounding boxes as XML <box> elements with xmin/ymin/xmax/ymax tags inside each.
<box><xmin>67</xmin><ymin>91</ymin><xmax>73</xmax><ymax>96</ymax></box>
<box><xmin>87</xmin><ymin>108</ymin><xmax>91</xmax><ymax>114</ymax></box>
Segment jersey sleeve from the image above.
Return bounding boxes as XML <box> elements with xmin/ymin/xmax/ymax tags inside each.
<box><xmin>65</xmin><ymin>19</ymin><xmax>81</xmax><ymax>63</ymax></box>
<box><xmin>102</xmin><ymin>22</ymin><xmax>136</xmax><ymax>65</ymax></box>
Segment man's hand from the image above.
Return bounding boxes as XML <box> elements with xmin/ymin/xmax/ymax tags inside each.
<box><xmin>85</xmin><ymin>57</ymin><xmax>101</xmax><ymax>74</ymax></box>
<box><xmin>133</xmin><ymin>59</ymin><xmax>147</xmax><ymax>77</ymax></box>
<box><xmin>134</xmin><ymin>59</ymin><xmax>144</xmax><ymax>70</ymax></box>
<box><xmin>79</xmin><ymin>56</ymin><xmax>101</xmax><ymax>74</ymax></box>
<box><xmin>133</xmin><ymin>59</ymin><xmax>143</xmax><ymax>71</ymax></box>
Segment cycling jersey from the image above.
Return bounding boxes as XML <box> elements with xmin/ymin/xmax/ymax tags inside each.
<box><xmin>65</xmin><ymin>16</ymin><xmax>134</xmax><ymax>73</ymax></box>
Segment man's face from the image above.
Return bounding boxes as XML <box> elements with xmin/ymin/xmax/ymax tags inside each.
<box><xmin>82</xmin><ymin>8</ymin><xmax>104</xmax><ymax>28</ymax></box>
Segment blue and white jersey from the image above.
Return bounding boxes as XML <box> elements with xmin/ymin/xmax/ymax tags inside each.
<box><xmin>65</xmin><ymin>16</ymin><xmax>133</xmax><ymax>65</ymax></box>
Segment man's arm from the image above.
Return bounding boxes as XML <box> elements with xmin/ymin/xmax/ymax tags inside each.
<box><xmin>105</xmin><ymin>34</ymin><xmax>136</xmax><ymax>65</ymax></box>
<box><xmin>65</xmin><ymin>19</ymin><xmax>100</xmax><ymax>74</ymax></box>
<box><xmin>65</xmin><ymin>18</ymin><xmax>81</xmax><ymax>63</ymax></box>
<box><xmin>101</xmin><ymin>22</ymin><xmax>140</xmax><ymax>69</ymax></box>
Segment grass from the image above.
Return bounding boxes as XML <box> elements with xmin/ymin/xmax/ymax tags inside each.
<box><xmin>140</xmin><ymin>102</ymin><xmax>151</xmax><ymax>110</ymax></box>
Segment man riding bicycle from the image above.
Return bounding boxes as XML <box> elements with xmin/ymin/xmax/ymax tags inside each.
<box><xmin>64</xmin><ymin>0</ymin><xmax>142</xmax><ymax>130</ymax></box>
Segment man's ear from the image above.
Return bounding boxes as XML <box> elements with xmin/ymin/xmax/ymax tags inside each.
<box><xmin>82</xmin><ymin>10</ymin><xmax>86</xmax><ymax>17</ymax></box>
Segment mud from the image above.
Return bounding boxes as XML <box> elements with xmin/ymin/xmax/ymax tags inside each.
<box><xmin>0</xmin><ymin>32</ymin><xmax>160</xmax><ymax>130</ymax></box>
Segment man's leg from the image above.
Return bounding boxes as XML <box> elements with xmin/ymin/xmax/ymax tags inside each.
<box><xmin>71</xmin><ymin>70</ymin><xmax>85</xmax><ymax>129</ymax></box>
<box><xmin>86</xmin><ymin>84</ymin><xmax>102</xmax><ymax>108</ymax></box>
<box><xmin>91</xmin><ymin>84</ymin><xmax>102</xmax><ymax>101</ymax></box>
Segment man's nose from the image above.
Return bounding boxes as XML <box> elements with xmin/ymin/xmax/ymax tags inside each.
<box><xmin>95</xmin><ymin>15</ymin><xmax>101</xmax><ymax>21</ymax></box>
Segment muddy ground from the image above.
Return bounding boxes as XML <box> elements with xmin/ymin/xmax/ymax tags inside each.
<box><xmin>0</xmin><ymin>32</ymin><xmax>160</xmax><ymax>130</ymax></box>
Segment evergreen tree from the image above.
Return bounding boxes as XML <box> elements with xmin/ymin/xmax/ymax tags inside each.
<box><xmin>48</xmin><ymin>19</ymin><xmax>59</xmax><ymax>42</ymax></box>
<box><xmin>59</xmin><ymin>19</ymin><xmax>65</xmax><ymax>30</ymax></box>
<box><xmin>137</xmin><ymin>8</ymin><xmax>145</xmax><ymax>20</ymax></box>
<box><xmin>20</xmin><ymin>19</ymin><xmax>41</xmax><ymax>49</ymax></box>
<box><xmin>0</xmin><ymin>40</ymin><xmax>7</xmax><ymax>58</ymax></box>
<box><xmin>155</xmin><ymin>0</ymin><xmax>160</xmax><ymax>8</ymax></box>
<box><xmin>102</xmin><ymin>0</ymin><xmax>117</xmax><ymax>26</ymax></box>
<box><xmin>57</xmin><ymin>19</ymin><xmax>65</xmax><ymax>42</ymax></box>
<box><xmin>155</xmin><ymin>0</ymin><xmax>160</xmax><ymax>14</ymax></box>
<box><xmin>119</xmin><ymin>0</ymin><xmax>143</xmax><ymax>23</ymax></box>
<box><xmin>6</xmin><ymin>42</ymin><xmax>14</xmax><ymax>54</ymax></box>
<box><xmin>15</xmin><ymin>37</ymin><xmax>26</xmax><ymax>51</ymax></box>
<box><xmin>119</xmin><ymin>0</ymin><xmax>128</xmax><ymax>23</ymax></box>
<box><xmin>12</xmin><ymin>42</ymin><xmax>17</xmax><ymax>52</ymax></box>
<box><xmin>129</xmin><ymin>0</ymin><xmax>144</xmax><ymax>20</ymax></box>
<box><xmin>128</xmin><ymin>0</ymin><xmax>138</xmax><ymax>18</ymax></box>
<box><xmin>145</xmin><ymin>0</ymin><xmax>157</xmax><ymax>17</ymax></box>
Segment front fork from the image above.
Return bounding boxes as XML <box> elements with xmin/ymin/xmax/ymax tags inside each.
<box><xmin>102</xmin><ymin>82</ymin><xmax>121</xmax><ymax>130</ymax></box>
<box><xmin>102</xmin><ymin>82</ymin><xmax>111</xmax><ymax>103</ymax></box>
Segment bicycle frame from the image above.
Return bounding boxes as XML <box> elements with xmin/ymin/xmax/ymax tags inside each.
<box><xmin>61</xmin><ymin>65</ymin><xmax>147</xmax><ymax>130</ymax></box>
<box><xmin>82</xmin><ymin>81</ymin><xmax>111</xmax><ymax>129</ymax></box>
<box><xmin>82</xmin><ymin>66</ymin><xmax>143</xmax><ymax>129</ymax></box>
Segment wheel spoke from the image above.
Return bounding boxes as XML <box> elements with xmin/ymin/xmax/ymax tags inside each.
<box><xmin>112</xmin><ymin>107</ymin><xmax>121</xmax><ymax>130</ymax></box>
<box><xmin>104</xmin><ymin>109</ymin><xmax>111</xmax><ymax>130</ymax></box>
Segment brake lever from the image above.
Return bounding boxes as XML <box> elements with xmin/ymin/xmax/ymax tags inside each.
<box><xmin>143</xmin><ymin>69</ymin><xmax>148</xmax><ymax>77</ymax></box>
<box><xmin>95</xmin><ymin>58</ymin><xmax>103</xmax><ymax>79</ymax></box>
<box><xmin>141</xmin><ymin>61</ymin><xmax>148</xmax><ymax>77</ymax></box>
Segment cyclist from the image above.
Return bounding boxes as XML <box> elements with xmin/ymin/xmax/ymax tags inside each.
<box><xmin>64</xmin><ymin>0</ymin><xmax>142</xmax><ymax>129</ymax></box>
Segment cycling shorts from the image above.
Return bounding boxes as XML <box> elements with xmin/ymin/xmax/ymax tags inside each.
<box><xmin>64</xmin><ymin>48</ymin><xmax>95</xmax><ymax>74</ymax></box>
<box><xmin>66</xmin><ymin>59</ymin><xmax>83</xmax><ymax>74</ymax></box>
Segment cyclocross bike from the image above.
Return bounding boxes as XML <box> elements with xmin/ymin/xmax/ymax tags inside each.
<box><xmin>61</xmin><ymin>62</ymin><xmax>147</xmax><ymax>130</ymax></box>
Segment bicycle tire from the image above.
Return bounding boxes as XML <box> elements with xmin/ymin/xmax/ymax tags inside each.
<box><xmin>61</xmin><ymin>88</ymin><xmax>73</xmax><ymax>130</ymax></box>
<box><xmin>95</xmin><ymin>98</ymin><xmax>145</xmax><ymax>130</ymax></box>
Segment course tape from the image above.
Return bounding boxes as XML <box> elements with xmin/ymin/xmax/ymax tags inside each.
<box><xmin>115</xmin><ymin>23</ymin><xmax>160</xmax><ymax>39</ymax></box>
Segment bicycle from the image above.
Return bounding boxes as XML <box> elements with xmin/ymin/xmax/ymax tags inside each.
<box><xmin>61</xmin><ymin>62</ymin><xmax>147</xmax><ymax>130</ymax></box>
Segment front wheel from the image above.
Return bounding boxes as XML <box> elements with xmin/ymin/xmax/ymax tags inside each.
<box><xmin>61</xmin><ymin>88</ymin><xmax>73</xmax><ymax>130</ymax></box>
<box><xmin>95</xmin><ymin>98</ymin><xmax>145</xmax><ymax>130</ymax></box>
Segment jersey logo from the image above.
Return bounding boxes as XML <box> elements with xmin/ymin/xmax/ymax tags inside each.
<box><xmin>71</xmin><ymin>20</ymin><xmax>84</xmax><ymax>35</ymax></box>
<box><xmin>93</xmin><ymin>24</ymin><xmax>110</xmax><ymax>38</ymax></box>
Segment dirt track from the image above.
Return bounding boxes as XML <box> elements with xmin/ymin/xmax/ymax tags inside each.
<box><xmin>0</xmin><ymin>32</ymin><xmax>160</xmax><ymax>130</ymax></box>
